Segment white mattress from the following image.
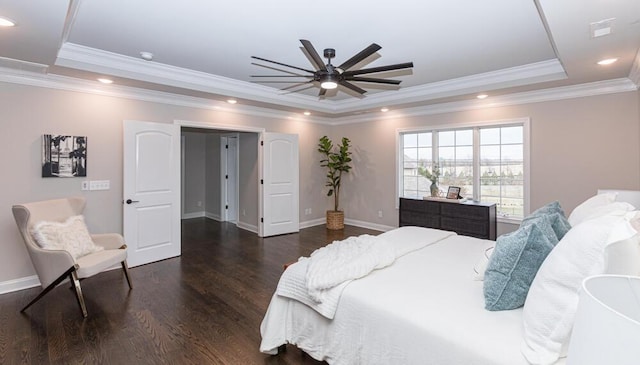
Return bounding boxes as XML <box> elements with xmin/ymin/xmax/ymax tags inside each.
<box><xmin>261</xmin><ymin>231</ymin><xmax>566</xmax><ymax>365</ymax></box>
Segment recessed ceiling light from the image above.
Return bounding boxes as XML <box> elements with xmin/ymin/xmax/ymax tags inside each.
<box><xmin>227</xmin><ymin>99</ymin><xmax>237</xmax><ymax>104</ymax></box>
<box><xmin>597</xmin><ymin>58</ymin><xmax>618</xmax><ymax>65</ymax></box>
<box><xmin>0</xmin><ymin>17</ymin><xmax>16</xmax><ymax>27</ymax></box>
<box><xmin>380</xmin><ymin>107</ymin><xmax>389</xmax><ymax>112</ymax></box>
<box><xmin>477</xmin><ymin>94</ymin><xmax>489</xmax><ymax>99</ymax></box>
<box><xmin>140</xmin><ymin>51</ymin><xmax>154</xmax><ymax>61</ymax></box>
<box><xmin>97</xmin><ymin>78</ymin><xmax>113</xmax><ymax>84</ymax></box>
<box><xmin>303</xmin><ymin>111</ymin><xmax>311</xmax><ymax>116</ymax></box>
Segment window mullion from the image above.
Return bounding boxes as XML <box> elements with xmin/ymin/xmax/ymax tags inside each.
<box><xmin>432</xmin><ymin>132</ymin><xmax>439</xmax><ymax>162</ymax></box>
<box><xmin>473</xmin><ymin>128</ymin><xmax>480</xmax><ymax>200</ymax></box>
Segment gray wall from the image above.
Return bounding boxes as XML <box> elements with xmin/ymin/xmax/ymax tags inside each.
<box><xmin>182</xmin><ymin>132</ymin><xmax>206</xmax><ymax>215</ymax></box>
<box><xmin>1</xmin><ymin>80</ymin><xmax>639</xmax><ymax>290</ymax></box>
<box><xmin>333</xmin><ymin>92</ymin><xmax>640</xmax><ymax>228</ymax></box>
<box><xmin>0</xmin><ymin>82</ymin><xmax>332</xmax><ymax>287</ymax></box>
<box><xmin>185</xmin><ymin>131</ymin><xmax>259</xmax><ymax>229</ymax></box>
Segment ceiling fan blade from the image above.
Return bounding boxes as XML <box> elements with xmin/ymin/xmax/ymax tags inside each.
<box><xmin>344</xmin><ymin>62</ymin><xmax>414</xmax><ymax>76</ymax></box>
<box><xmin>339</xmin><ymin>80</ymin><xmax>367</xmax><ymax>94</ymax></box>
<box><xmin>280</xmin><ymin>80</ymin><xmax>314</xmax><ymax>91</ymax></box>
<box><xmin>338</xmin><ymin>43</ymin><xmax>381</xmax><ymax>71</ymax></box>
<box><xmin>300</xmin><ymin>39</ymin><xmax>327</xmax><ymax>71</ymax></box>
<box><xmin>251</xmin><ymin>56</ymin><xmax>314</xmax><ymax>74</ymax></box>
<box><xmin>251</xmin><ymin>81</ymin><xmax>310</xmax><ymax>84</ymax></box>
<box><xmin>343</xmin><ymin>76</ymin><xmax>402</xmax><ymax>85</ymax></box>
<box><xmin>251</xmin><ymin>62</ymin><xmax>310</xmax><ymax>77</ymax></box>
<box><xmin>281</xmin><ymin>84</ymin><xmax>316</xmax><ymax>95</ymax></box>
<box><xmin>251</xmin><ymin>75</ymin><xmax>313</xmax><ymax>78</ymax></box>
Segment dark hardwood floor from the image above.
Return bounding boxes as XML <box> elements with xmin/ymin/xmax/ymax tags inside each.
<box><xmin>0</xmin><ymin>219</ymin><xmax>380</xmax><ymax>364</ymax></box>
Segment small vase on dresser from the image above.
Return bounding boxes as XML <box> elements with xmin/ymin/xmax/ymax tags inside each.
<box><xmin>430</xmin><ymin>182</ymin><xmax>439</xmax><ymax>197</ymax></box>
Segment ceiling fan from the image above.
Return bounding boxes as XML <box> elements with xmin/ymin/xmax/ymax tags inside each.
<box><xmin>251</xmin><ymin>39</ymin><xmax>414</xmax><ymax>97</ymax></box>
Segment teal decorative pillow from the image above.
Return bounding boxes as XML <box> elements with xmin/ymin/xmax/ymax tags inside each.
<box><xmin>522</xmin><ymin>212</ymin><xmax>571</xmax><ymax>241</ymax></box>
<box><xmin>529</xmin><ymin>201</ymin><xmax>565</xmax><ymax>218</ymax></box>
<box><xmin>483</xmin><ymin>219</ymin><xmax>558</xmax><ymax>311</ymax></box>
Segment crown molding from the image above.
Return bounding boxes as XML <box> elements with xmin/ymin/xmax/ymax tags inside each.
<box><xmin>0</xmin><ymin>56</ymin><xmax>48</xmax><ymax>74</ymax></box>
<box><xmin>329</xmin><ymin>78</ymin><xmax>637</xmax><ymax>125</ymax></box>
<box><xmin>56</xmin><ymin>43</ymin><xmax>336</xmax><ymax>113</ymax></box>
<box><xmin>0</xmin><ymin>66</ymin><xmax>635</xmax><ymax>127</ymax></box>
<box><xmin>0</xmin><ymin>66</ymin><xmax>335</xmax><ymax>124</ymax></box>
<box><xmin>332</xmin><ymin>59</ymin><xmax>567</xmax><ymax>113</ymax></box>
<box><xmin>55</xmin><ymin>43</ymin><xmax>568</xmax><ymax>114</ymax></box>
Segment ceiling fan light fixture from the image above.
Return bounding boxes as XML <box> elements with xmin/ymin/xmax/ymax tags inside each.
<box><xmin>320</xmin><ymin>75</ymin><xmax>338</xmax><ymax>89</ymax></box>
<box><xmin>251</xmin><ymin>39</ymin><xmax>413</xmax><ymax>98</ymax></box>
<box><xmin>320</xmin><ymin>81</ymin><xmax>338</xmax><ymax>89</ymax></box>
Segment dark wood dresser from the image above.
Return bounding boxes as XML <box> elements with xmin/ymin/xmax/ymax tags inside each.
<box><xmin>399</xmin><ymin>197</ymin><xmax>497</xmax><ymax>240</ymax></box>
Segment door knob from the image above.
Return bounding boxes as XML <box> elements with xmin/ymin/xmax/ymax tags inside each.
<box><xmin>125</xmin><ymin>199</ymin><xmax>140</xmax><ymax>204</ymax></box>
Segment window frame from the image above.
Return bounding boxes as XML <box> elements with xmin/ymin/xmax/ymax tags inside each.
<box><xmin>396</xmin><ymin>118</ymin><xmax>530</xmax><ymax>223</ymax></box>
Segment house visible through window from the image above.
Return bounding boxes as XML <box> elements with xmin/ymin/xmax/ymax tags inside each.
<box><xmin>398</xmin><ymin>119</ymin><xmax>528</xmax><ymax>219</ymax></box>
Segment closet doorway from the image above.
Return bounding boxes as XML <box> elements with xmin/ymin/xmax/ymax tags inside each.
<box><xmin>177</xmin><ymin>120</ymin><xmax>299</xmax><ymax>237</ymax></box>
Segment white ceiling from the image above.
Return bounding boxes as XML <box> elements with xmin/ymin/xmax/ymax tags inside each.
<box><xmin>0</xmin><ymin>0</ymin><xmax>639</xmax><ymax>118</ymax></box>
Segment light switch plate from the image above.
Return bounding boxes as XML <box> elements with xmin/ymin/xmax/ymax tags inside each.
<box><xmin>89</xmin><ymin>180</ymin><xmax>110</xmax><ymax>190</ymax></box>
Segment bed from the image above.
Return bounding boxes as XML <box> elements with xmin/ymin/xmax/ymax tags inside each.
<box><xmin>260</xmin><ymin>190</ymin><xmax>640</xmax><ymax>365</ymax></box>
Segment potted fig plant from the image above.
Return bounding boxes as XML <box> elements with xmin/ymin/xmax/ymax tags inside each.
<box><xmin>318</xmin><ymin>135</ymin><xmax>352</xmax><ymax>230</ymax></box>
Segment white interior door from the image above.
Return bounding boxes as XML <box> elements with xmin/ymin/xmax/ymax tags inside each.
<box><xmin>220</xmin><ymin>135</ymin><xmax>239</xmax><ymax>223</ymax></box>
<box><xmin>123</xmin><ymin>120</ymin><xmax>181</xmax><ymax>267</ymax></box>
<box><xmin>261</xmin><ymin>132</ymin><xmax>299</xmax><ymax>237</ymax></box>
<box><xmin>226</xmin><ymin>136</ymin><xmax>238</xmax><ymax>223</ymax></box>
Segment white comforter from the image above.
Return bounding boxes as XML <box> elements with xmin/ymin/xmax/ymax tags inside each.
<box><xmin>275</xmin><ymin>227</ymin><xmax>456</xmax><ymax>318</ymax></box>
<box><xmin>260</xmin><ymin>227</ymin><xmax>568</xmax><ymax>365</ymax></box>
<box><xmin>306</xmin><ymin>234</ymin><xmax>395</xmax><ymax>302</ymax></box>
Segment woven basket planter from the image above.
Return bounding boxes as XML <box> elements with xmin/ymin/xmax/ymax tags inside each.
<box><xmin>326</xmin><ymin>210</ymin><xmax>345</xmax><ymax>230</ymax></box>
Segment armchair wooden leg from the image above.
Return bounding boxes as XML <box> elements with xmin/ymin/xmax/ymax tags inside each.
<box><xmin>70</xmin><ymin>271</ymin><xmax>88</xmax><ymax>318</ymax></box>
<box><xmin>121</xmin><ymin>260</ymin><xmax>133</xmax><ymax>289</ymax></box>
<box><xmin>21</xmin><ymin>266</ymin><xmax>76</xmax><ymax>314</ymax></box>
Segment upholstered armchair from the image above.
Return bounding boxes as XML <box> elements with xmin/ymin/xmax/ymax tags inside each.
<box><xmin>12</xmin><ymin>196</ymin><xmax>132</xmax><ymax>317</ymax></box>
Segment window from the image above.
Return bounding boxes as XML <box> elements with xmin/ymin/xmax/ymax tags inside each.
<box><xmin>479</xmin><ymin>126</ymin><xmax>525</xmax><ymax>218</ymax></box>
<box><xmin>398</xmin><ymin>119</ymin><xmax>528</xmax><ymax>219</ymax></box>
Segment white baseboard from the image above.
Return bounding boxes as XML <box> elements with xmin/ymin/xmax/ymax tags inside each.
<box><xmin>344</xmin><ymin>218</ymin><xmax>395</xmax><ymax>233</ymax></box>
<box><xmin>205</xmin><ymin>212</ymin><xmax>222</xmax><ymax>221</ymax></box>
<box><xmin>0</xmin><ymin>219</ymin><xmax>394</xmax><ymax>295</ymax></box>
<box><xmin>0</xmin><ymin>264</ymin><xmax>127</xmax><ymax>295</ymax></box>
<box><xmin>299</xmin><ymin>218</ymin><xmax>325</xmax><ymax>229</ymax></box>
<box><xmin>300</xmin><ymin>217</ymin><xmax>395</xmax><ymax>232</ymax></box>
<box><xmin>182</xmin><ymin>211</ymin><xmax>205</xmax><ymax>219</ymax></box>
<box><xmin>0</xmin><ymin>275</ymin><xmax>40</xmax><ymax>294</ymax></box>
<box><xmin>236</xmin><ymin>221</ymin><xmax>258</xmax><ymax>233</ymax></box>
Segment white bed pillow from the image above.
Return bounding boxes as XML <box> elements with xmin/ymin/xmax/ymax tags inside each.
<box><xmin>567</xmin><ymin>192</ymin><xmax>617</xmax><ymax>226</ymax></box>
<box><xmin>604</xmin><ymin>212</ymin><xmax>640</xmax><ymax>275</ymax></box>
<box><xmin>521</xmin><ymin>211</ymin><xmax>638</xmax><ymax>364</ymax></box>
<box><xmin>604</xmin><ymin>234</ymin><xmax>640</xmax><ymax>275</ymax></box>
<box><xmin>472</xmin><ymin>246</ymin><xmax>494</xmax><ymax>281</ymax></box>
<box><xmin>31</xmin><ymin>215</ymin><xmax>104</xmax><ymax>260</ymax></box>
